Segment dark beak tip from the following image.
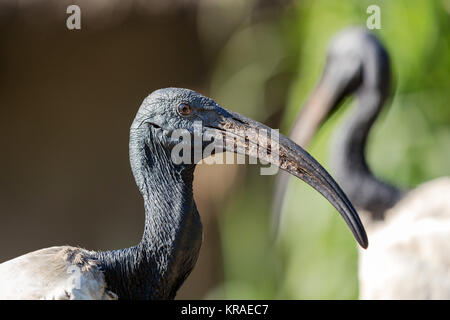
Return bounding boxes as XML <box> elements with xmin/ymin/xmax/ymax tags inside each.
<box><xmin>223</xmin><ymin>112</ymin><xmax>370</xmax><ymax>249</ymax></box>
<box><xmin>358</xmin><ymin>233</ymin><xmax>369</xmax><ymax>249</ymax></box>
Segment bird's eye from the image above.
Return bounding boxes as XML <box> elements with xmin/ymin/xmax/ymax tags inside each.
<box><xmin>177</xmin><ymin>103</ymin><xmax>192</xmax><ymax>117</ymax></box>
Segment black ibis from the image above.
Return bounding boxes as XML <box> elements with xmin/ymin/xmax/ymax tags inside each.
<box><xmin>275</xmin><ymin>27</ymin><xmax>450</xmax><ymax>299</ymax></box>
<box><xmin>0</xmin><ymin>88</ymin><xmax>367</xmax><ymax>299</ymax></box>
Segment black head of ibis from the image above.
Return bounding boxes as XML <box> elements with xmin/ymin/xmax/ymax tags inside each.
<box><xmin>97</xmin><ymin>87</ymin><xmax>367</xmax><ymax>300</ymax></box>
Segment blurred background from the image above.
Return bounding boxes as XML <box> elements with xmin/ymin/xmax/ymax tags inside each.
<box><xmin>0</xmin><ymin>0</ymin><xmax>449</xmax><ymax>299</ymax></box>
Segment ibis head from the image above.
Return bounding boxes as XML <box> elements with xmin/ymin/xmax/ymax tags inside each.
<box><xmin>132</xmin><ymin>87</ymin><xmax>368</xmax><ymax>248</ymax></box>
<box><xmin>290</xmin><ymin>27</ymin><xmax>391</xmax><ymax>148</ymax></box>
<box><xmin>284</xmin><ymin>28</ymin><xmax>400</xmax><ymax>221</ymax></box>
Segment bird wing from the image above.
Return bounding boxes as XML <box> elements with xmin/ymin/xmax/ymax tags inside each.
<box><xmin>0</xmin><ymin>246</ymin><xmax>117</xmax><ymax>300</ymax></box>
<box><xmin>359</xmin><ymin>177</ymin><xmax>450</xmax><ymax>299</ymax></box>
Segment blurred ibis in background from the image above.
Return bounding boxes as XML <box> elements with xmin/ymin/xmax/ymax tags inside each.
<box><xmin>275</xmin><ymin>27</ymin><xmax>450</xmax><ymax>299</ymax></box>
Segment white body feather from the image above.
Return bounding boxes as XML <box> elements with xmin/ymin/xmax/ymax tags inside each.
<box><xmin>0</xmin><ymin>246</ymin><xmax>117</xmax><ymax>300</ymax></box>
<box><xmin>359</xmin><ymin>177</ymin><xmax>450</xmax><ymax>299</ymax></box>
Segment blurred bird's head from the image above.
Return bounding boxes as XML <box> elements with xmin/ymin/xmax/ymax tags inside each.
<box><xmin>291</xmin><ymin>27</ymin><xmax>391</xmax><ymax>147</ymax></box>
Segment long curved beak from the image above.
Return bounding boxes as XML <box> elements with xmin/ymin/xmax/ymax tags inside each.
<box><xmin>207</xmin><ymin>109</ymin><xmax>368</xmax><ymax>249</ymax></box>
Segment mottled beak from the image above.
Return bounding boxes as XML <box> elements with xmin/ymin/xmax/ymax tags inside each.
<box><xmin>207</xmin><ymin>109</ymin><xmax>368</xmax><ymax>249</ymax></box>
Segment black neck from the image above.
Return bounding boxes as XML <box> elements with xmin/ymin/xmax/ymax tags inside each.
<box><xmin>331</xmin><ymin>89</ymin><xmax>403</xmax><ymax>220</ymax></box>
<box><xmin>96</xmin><ymin>126</ymin><xmax>202</xmax><ymax>299</ymax></box>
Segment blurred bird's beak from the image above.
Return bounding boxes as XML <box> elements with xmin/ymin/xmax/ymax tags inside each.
<box><xmin>289</xmin><ymin>64</ymin><xmax>359</xmax><ymax>147</ymax></box>
<box><xmin>289</xmin><ymin>84</ymin><xmax>339</xmax><ymax>147</ymax></box>
<box><xmin>207</xmin><ymin>109</ymin><xmax>368</xmax><ymax>249</ymax></box>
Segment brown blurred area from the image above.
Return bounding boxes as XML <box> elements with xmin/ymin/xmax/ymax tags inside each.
<box><xmin>0</xmin><ymin>0</ymin><xmax>291</xmax><ymax>299</ymax></box>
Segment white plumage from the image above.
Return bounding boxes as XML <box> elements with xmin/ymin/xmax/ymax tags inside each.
<box><xmin>358</xmin><ymin>177</ymin><xmax>450</xmax><ymax>299</ymax></box>
<box><xmin>0</xmin><ymin>246</ymin><xmax>117</xmax><ymax>300</ymax></box>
